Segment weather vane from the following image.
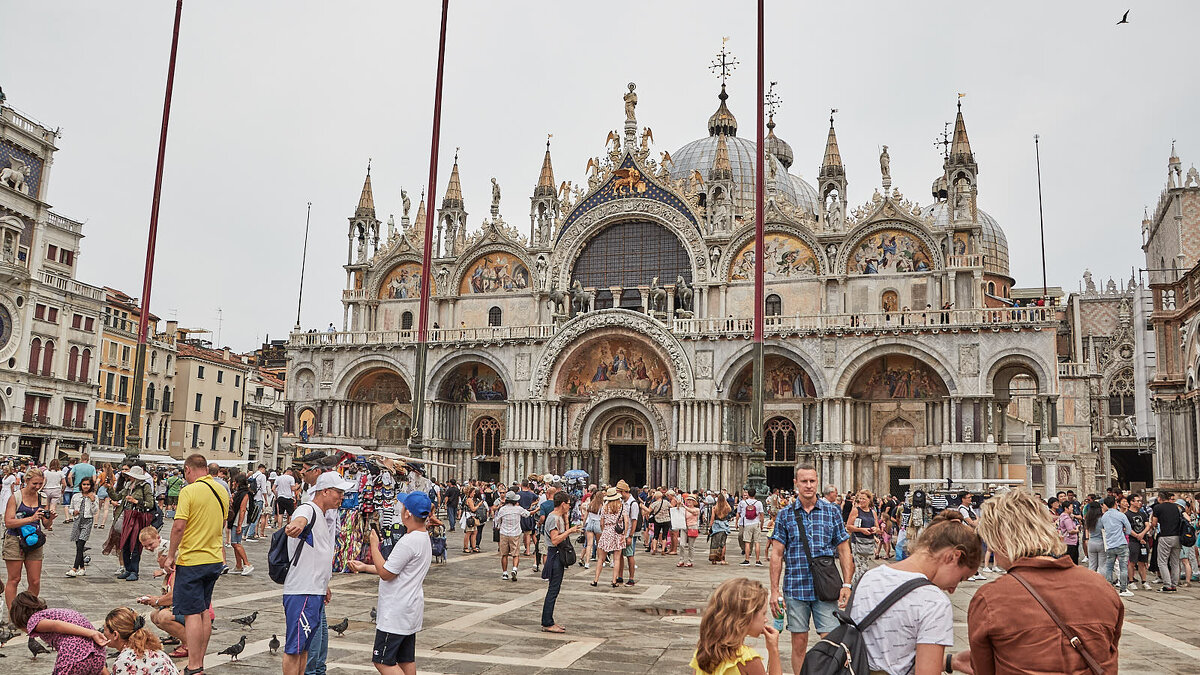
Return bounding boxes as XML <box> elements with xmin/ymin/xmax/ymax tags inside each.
<box><xmin>765</xmin><ymin>81</ymin><xmax>782</xmax><ymax>119</ymax></box>
<box><xmin>934</xmin><ymin>122</ymin><xmax>951</xmax><ymax>159</ymax></box>
<box><xmin>830</xmin><ymin>108</ymin><xmax>838</xmax><ymax>125</ymax></box>
<box><xmin>710</xmin><ymin>37</ymin><xmax>738</xmax><ymax>85</ymax></box>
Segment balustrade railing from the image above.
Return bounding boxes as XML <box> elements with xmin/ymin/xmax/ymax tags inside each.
<box><xmin>947</xmin><ymin>254</ymin><xmax>984</xmax><ymax>268</ymax></box>
<box><xmin>37</xmin><ymin>270</ymin><xmax>105</xmax><ymax>301</ymax></box>
<box><xmin>1057</xmin><ymin>362</ymin><xmax>1092</xmax><ymax>378</ymax></box>
<box><xmin>46</xmin><ymin>212</ymin><xmax>83</xmax><ymax>234</ymax></box>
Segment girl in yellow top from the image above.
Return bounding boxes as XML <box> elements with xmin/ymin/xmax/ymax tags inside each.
<box><xmin>690</xmin><ymin>577</ymin><xmax>782</xmax><ymax>675</ymax></box>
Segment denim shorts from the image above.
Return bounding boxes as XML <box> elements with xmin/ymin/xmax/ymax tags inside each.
<box><xmin>231</xmin><ymin>527</ymin><xmax>243</xmax><ymax>544</ymax></box>
<box><xmin>785</xmin><ymin>596</ymin><xmax>839</xmax><ymax>634</ymax></box>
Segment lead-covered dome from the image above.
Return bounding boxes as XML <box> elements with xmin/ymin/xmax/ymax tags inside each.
<box><xmin>670</xmin><ymin>86</ymin><xmax>819</xmax><ymax>216</ymax></box>
<box><xmin>920</xmin><ymin>202</ymin><xmax>1010</xmax><ymax>277</ymax></box>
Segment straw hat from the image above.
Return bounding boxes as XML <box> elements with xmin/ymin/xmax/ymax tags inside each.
<box><xmin>123</xmin><ymin>466</ymin><xmax>152</xmax><ymax>482</ymax></box>
<box><xmin>615</xmin><ymin>480</ymin><xmax>631</xmax><ymax>492</ymax></box>
<box><xmin>603</xmin><ymin>486</ymin><xmax>621</xmax><ymax>501</ymax></box>
<box><xmin>684</xmin><ymin>493</ymin><xmax>698</xmax><ymax>504</ymax></box>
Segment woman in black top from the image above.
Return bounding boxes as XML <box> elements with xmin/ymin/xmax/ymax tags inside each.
<box><xmin>228</xmin><ymin>475</ymin><xmax>252</xmax><ymax>574</ymax></box>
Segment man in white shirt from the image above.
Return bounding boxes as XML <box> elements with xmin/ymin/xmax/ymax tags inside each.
<box><xmin>282</xmin><ymin>472</ymin><xmax>349</xmax><ymax>675</ymax></box>
<box><xmin>493</xmin><ymin>492</ymin><xmax>530</xmax><ymax>581</ymax></box>
<box><xmin>274</xmin><ymin>469</ymin><xmax>299</xmax><ymax>528</ymax></box>
<box><xmin>738</xmin><ymin>489</ymin><xmax>766</xmax><ymax>566</ymax></box>
<box><xmin>350</xmin><ymin>491</ymin><xmax>432</xmax><ymax>675</ymax></box>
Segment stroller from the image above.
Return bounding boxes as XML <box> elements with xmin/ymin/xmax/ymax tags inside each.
<box><xmin>429</xmin><ymin>523</ymin><xmax>447</xmax><ymax>564</ymax></box>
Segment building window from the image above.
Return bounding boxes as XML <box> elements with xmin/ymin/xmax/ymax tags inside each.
<box><xmin>47</xmin><ymin>244</ymin><xmax>57</xmax><ymax>261</ymax></box>
<box><xmin>213</xmin><ymin>396</ymin><xmax>222</xmax><ymax>420</ymax></box>
<box><xmin>570</xmin><ymin>221</ymin><xmax>692</xmax><ymax>294</ymax></box>
<box><xmin>72</xmin><ymin>314</ymin><xmax>82</xmax><ymax>329</ymax></box>
<box><xmin>210</xmin><ymin>426</ymin><xmax>218</xmax><ymax>450</ymax></box>
<box><xmin>79</xmin><ymin>349</ymin><xmax>91</xmax><ymax>383</ymax></box>
<box><xmin>105</xmin><ymin>372</ymin><xmax>115</xmax><ymax>399</ymax></box>
<box><xmin>195</xmin><ymin>393</ymin><xmax>203</xmax><ymax>412</ymax></box>
<box><xmin>488</xmin><ymin>306</ymin><xmax>502</xmax><ymax>326</ymax></box>
<box><xmin>119</xmin><ymin>375</ymin><xmax>128</xmax><ymax>403</ymax></box>
<box><xmin>472</xmin><ymin>416</ymin><xmax>501</xmax><ymax>458</ymax></box>
<box><xmin>191</xmin><ymin>423</ymin><xmax>200</xmax><ymax>448</ymax></box>
<box><xmin>217</xmin><ymin>370</ymin><xmax>223</xmax><ymax>383</ymax></box>
<box><xmin>150</xmin><ymin>351</ymin><xmax>157</xmax><ymax>371</ymax></box>
<box><xmin>401</xmin><ymin>311</ymin><xmax>413</xmax><ymax>330</ymax></box>
<box><xmin>229</xmin><ymin>430</ymin><xmax>237</xmax><ymax>452</ymax></box>
<box><xmin>114</xmin><ymin>413</ymin><xmax>127</xmax><ymax>446</ymax></box>
<box><xmin>765</xmin><ymin>416</ymin><xmax>797</xmax><ymax>463</ymax></box>
<box><xmin>68</xmin><ymin>346</ymin><xmax>79</xmax><ymax>381</ymax></box>
<box><xmin>234</xmin><ymin>374</ymin><xmax>240</xmax><ymax>388</ymax></box>
<box><xmin>197</xmin><ymin>365</ymin><xmax>205</xmax><ymax>379</ymax></box>
<box><xmin>28</xmin><ymin>337</ymin><xmax>41</xmax><ymax>373</ymax></box>
<box><xmin>34</xmin><ymin>304</ymin><xmax>45</xmax><ymax>321</ymax></box>
<box><xmin>162</xmin><ymin>386</ymin><xmax>171</xmax><ymax>412</ymax></box>
<box><xmin>84</xmin><ymin>316</ymin><xmax>94</xmax><ymax>331</ymax></box>
<box><xmin>61</xmin><ymin>249</ymin><xmax>73</xmax><ymax>266</ymax></box>
<box><xmin>765</xmin><ymin>294</ymin><xmax>782</xmax><ymax>317</ymax></box>
<box><xmin>47</xmin><ymin>307</ymin><xmax>58</xmax><ymax>323</ymax></box>
<box><xmin>41</xmin><ymin>339</ymin><xmax>54</xmax><ymax>376</ymax></box>
<box><xmin>1108</xmin><ymin>368</ymin><xmax>1136</xmax><ymax>417</ymax></box>
<box><xmin>232</xmin><ymin>400</ymin><xmax>239</xmax><ymax>417</ymax></box>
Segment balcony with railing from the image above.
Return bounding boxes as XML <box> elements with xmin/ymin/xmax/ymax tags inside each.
<box><xmin>145</xmin><ymin>397</ymin><xmax>158</xmax><ymax>411</ymax></box>
<box><xmin>38</xmin><ymin>269</ymin><xmax>105</xmax><ymax>301</ymax></box>
<box><xmin>2</xmin><ymin>106</ymin><xmax>55</xmax><ymax>142</ymax></box>
<box><xmin>947</xmin><ymin>254</ymin><xmax>985</xmax><ymax>268</ymax></box>
<box><xmin>1057</xmin><ymin>362</ymin><xmax>1094</xmax><ymax>378</ymax></box>
<box><xmin>46</xmin><ymin>212</ymin><xmax>83</xmax><ymax>235</ymax></box>
<box><xmin>343</xmin><ymin>288</ymin><xmax>368</xmax><ymax>301</ymax></box>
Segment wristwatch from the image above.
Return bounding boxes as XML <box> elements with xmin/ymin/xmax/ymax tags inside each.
<box><xmin>841</xmin><ymin>583</ymin><xmax>852</xmax><ymax>589</ymax></box>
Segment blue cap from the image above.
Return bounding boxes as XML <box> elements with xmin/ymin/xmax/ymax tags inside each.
<box><xmin>398</xmin><ymin>491</ymin><xmax>432</xmax><ymax>518</ymax></box>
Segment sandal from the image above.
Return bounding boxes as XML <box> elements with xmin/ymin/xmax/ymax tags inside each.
<box><xmin>589</xmin><ymin>581</ymin><xmax>597</xmax><ymax>587</ymax></box>
<box><xmin>162</xmin><ymin>637</ymin><xmax>180</xmax><ymax>646</ymax></box>
<box><xmin>541</xmin><ymin>625</ymin><xmax>566</xmax><ymax>633</ymax></box>
<box><xmin>183</xmin><ymin>667</ymin><xmax>204</xmax><ymax>675</ymax></box>
<box><xmin>170</xmin><ymin>647</ymin><xmax>190</xmax><ymax>658</ymax></box>
<box><xmin>625</xmin><ymin>579</ymin><xmax>636</xmax><ymax>586</ymax></box>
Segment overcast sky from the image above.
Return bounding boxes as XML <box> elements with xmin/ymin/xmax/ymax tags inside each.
<box><xmin>3</xmin><ymin>1</ymin><xmax>1195</xmax><ymax>350</ymax></box>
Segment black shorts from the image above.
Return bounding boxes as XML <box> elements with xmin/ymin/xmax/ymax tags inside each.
<box><xmin>654</xmin><ymin>523</ymin><xmax>671</xmax><ymax>540</ymax></box>
<box><xmin>1129</xmin><ymin>541</ymin><xmax>1150</xmax><ymax>564</ymax></box>
<box><xmin>372</xmin><ymin>629</ymin><xmax>415</xmax><ymax>665</ymax></box>
<box><xmin>172</xmin><ymin>562</ymin><xmax>223</xmax><ymax>616</ymax></box>
<box><xmin>276</xmin><ymin>498</ymin><xmax>296</xmax><ymax>516</ymax></box>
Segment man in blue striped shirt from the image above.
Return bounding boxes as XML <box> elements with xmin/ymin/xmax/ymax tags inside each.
<box><xmin>769</xmin><ymin>464</ymin><xmax>854</xmax><ymax>673</ymax></box>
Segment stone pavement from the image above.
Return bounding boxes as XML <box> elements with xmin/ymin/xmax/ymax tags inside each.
<box><xmin>6</xmin><ymin>521</ymin><xmax>1200</xmax><ymax>673</ymax></box>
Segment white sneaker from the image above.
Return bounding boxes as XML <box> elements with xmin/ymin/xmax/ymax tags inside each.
<box><xmin>64</xmin><ymin>569</ymin><xmax>77</xmax><ymax>578</ymax></box>
<box><xmin>991</xmin><ymin>566</ymin><xmax>1004</xmax><ymax>573</ymax></box>
<box><xmin>501</xmin><ymin>572</ymin><xmax>510</xmax><ymax>580</ymax></box>
<box><xmin>1119</xmin><ymin>590</ymin><xmax>1134</xmax><ymax>597</ymax></box>
<box><xmin>1128</xmin><ymin>582</ymin><xmax>1138</xmax><ymax>590</ymax></box>
<box><xmin>241</xmin><ymin>565</ymin><xmax>254</xmax><ymax>576</ymax></box>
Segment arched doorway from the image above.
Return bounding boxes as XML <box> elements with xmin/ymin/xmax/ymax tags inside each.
<box><xmin>473</xmin><ymin>416</ymin><xmax>502</xmax><ymax>482</ymax></box>
<box><xmin>730</xmin><ymin>354</ymin><xmax>820</xmax><ymax>484</ymax></box>
<box><xmin>764</xmin><ymin>416</ymin><xmax>797</xmax><ymax>489</ymax></box>
<box><xmin>346</xmin><ymin>367</ymin><xmax>412</xmax><ymax>441</ymax></box>
<box><xmin>376</xmin><ymin>409</ymin><xmax>411</xmax><ymax>445</ymax></box>
<box><xmin>602</xmin><ymin>414</ymin><xmax>648</xmax><ymax>487</ymax></box>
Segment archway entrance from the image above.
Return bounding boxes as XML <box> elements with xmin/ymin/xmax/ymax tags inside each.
<box><xmin>473</xmin><ymin>416</ymin><xmax>501</xmax><ymax>483</ymax></box>
<box><xmin>603</xmin><ymin>415</ymin><xmax>648</xmax><ymax>487</ymax></box>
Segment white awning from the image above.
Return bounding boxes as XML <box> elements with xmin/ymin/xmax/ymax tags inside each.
<box><xmin>295</xmin><ymin>443</ymin><xmax>456</xmax><ymax>468</ymax></box>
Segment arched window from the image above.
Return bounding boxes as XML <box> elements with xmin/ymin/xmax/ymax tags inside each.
<box><xmin>401</xmin><ymin>311</ymin><xmax>413</xmax><ymax>330</ymax></box>
<box><xmin>987</xmin><ymin>281</ymin><xmax>996</xmax><ymax>295</ymax></box>
<box><xmin>765</xmin><ymin>294</ymin><xmax>782</xmax><ymax>316</ymax></box>
<box><xmin>28</xmin><ymin>338</ymin><xmax>41</xmax><ymax>374</ymax></box>
<box><xmin>68</xmin><ymin>346</ymin><xmax>79</xmax><ymax>381</ymax></box>
<box><xmin>473</xmin><ymin>416</ymin><xmax>501</xmax><ymax>458</ymax></box>
<box><xmin>1108</xmin><ymin>368</ymin><xmax>1136</xmax><ymax>417</ymax></box>
<box><xmin>79</xmin><ymin>348</ymin><xmax>91</xmax><ymax>383</ymax></box>
<box><xmin>150</xmin><ymin>350</ymin><xmax>157</xmax><ymax>371</ymax></box>
<box><xmin>41</xmin><ymin>339</ymin><xmax>54</xmax><ymax>376</ymax></box>
<box><xmin>146</xmin><ymin>382</ymin><xmax>156</xmax><ymax>410</ymax></box>
<box><xmin>571</xmin><ymin>221</ymin><xmax>692</xmax><ymax>293</ymax></box>
<box><xmin>162</xmin><ymin>385</ymin><xmax>172</xmax><ymax>412</ymax></box>
<box><xmin>488</xmin><ymin>306</ymin><xmax>502</xmax><ymax>326</ymax></box>
<box><xmin>764</xmin><ymin>417</ymin><xmax>797</xmax><ymax>463</ymax></box>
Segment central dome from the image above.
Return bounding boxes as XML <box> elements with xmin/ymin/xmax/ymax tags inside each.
<box><xmin>920</xmin><ymin>202</ymin><xmax>1010</xmax><ymax>278</ymax></box>
<box><xmin>669</xmin><ymin>87</ymin><xmax>819</xmax><ymax>216</ymax></box>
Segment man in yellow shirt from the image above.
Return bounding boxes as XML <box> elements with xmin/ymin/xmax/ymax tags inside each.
<box><xmin>166</xmin><ymin>453</ymin><xmax>229</xmax><ymax>675</ymax></box>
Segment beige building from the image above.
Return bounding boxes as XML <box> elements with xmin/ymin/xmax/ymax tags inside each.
<box><xmin>1</xmin><ymin>94</ymin><xmax>105</xmax><ymax>461</ymax></box>
<box><xmin>170</xmin><ymin>337</ymin><xmax>250</xmax><ymax>462</ymax></box>
<box><xmin>244</xmin><ymin>368</ymin><xmax>285</xmax><ymax>469</ymax></box>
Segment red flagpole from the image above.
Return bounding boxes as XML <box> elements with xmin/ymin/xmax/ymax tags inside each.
<box><xmin>747</xmin><ymin>0</ymin><xmax>768</xmax><ymax>497</ymax></box>
<box><xmin>410</xmin><ymin>0</ymin><xmax>450</xmax><ymax>459</ymax></box>
<box><xmin>126</xmin><ymin>0</ymin><xmax>183</xmax><ymax>459</ymax></box>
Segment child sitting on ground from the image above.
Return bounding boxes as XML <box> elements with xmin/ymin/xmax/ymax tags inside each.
<box><xmin>690</xmin><ymin>578</ymin><xmax>782</xmax><ymax>675</ymax></box>
<box><xmin>9</xmin><ymin>591</ymin><xmax>109</xmax><ymax>675</ymax></box>
<box><xmin>138</xmin><ymin>525</ymin><xmax>170</xmax><ymax>577</ymax></box>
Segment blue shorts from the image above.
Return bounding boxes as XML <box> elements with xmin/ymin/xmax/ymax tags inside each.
<box><xmin>231</xmin><ymin>527</ymin><xmax>243</xmax><ymax>544</ymax></box>
<box><xmin>283</xmin><ymin>594</ymin><xmax>325</xmax><ymax>655</ymax></box>
<box><xmin>172</xmin><ymin>562</ymin><xmax>223</xmax><ymax>616</ymax></box>
<box><xmin>785</xmin><ymin>596</ymin><xmax>839</xmax><ymax>634</ymax></box>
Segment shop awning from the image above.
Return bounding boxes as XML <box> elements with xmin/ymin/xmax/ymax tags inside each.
<box><xmin>295</xmin><ymin>443</ymin><xmax>456</xmax><ymax>468</ymax></box>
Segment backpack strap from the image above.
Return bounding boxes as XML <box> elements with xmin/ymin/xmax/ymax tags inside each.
<box><xmin>854</xmin><ymin>577</ymin><xmax>934</xmax><ymax>632</ymax></box>
<box><xmin>199</xmin><ymin>480</ymin><xmax>227</xmax><ymax>519</ymax></box>
<box><xmin>290</xmin><ymin>503</ymin><xmax>320</xmax><ymax>568</ymax></box>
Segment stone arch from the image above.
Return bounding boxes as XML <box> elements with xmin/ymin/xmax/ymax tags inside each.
<box><xmin>879</xmin><ymin>416</ymin><xmax>918</xmax><ymax>450</ymax></box>
<box><xmin>549</xmin><ymin>197</ymin><xmax>710</xmax><ymax>289</ymax></box>
<box><xmin>530</xmin><ymin>309</ymin><xmax>694</xmax><ymax>399</ymax></box>
<box><xmin>376</xmin><ymin>409</ymin><xmax>412</xmax><ymax>445</ymax></box>
<box><xmin>426</xmin><ymin>350</ymin><xmax>514</xmax><ymax>402</ymax></box>
<box><xmin>290</xmin><ymin>365</ymin><xmax>317</xmax><ymax>401</ymax></box>
<box><xmin>717</xmin><ymin>343</ymin><xmax>827</xmax><ymax>399</ymax></box>
<box><xmin>721</xmin><ymin>224</ymin><xmax>828</xmax><ymax>281</ymax></box>
<box><xmin>836</xmin><ymin>220</ymin><xmax>943</xmax><ymax>276</ymax></box>
<box><xmin>333</xmin><ymin>357</ymin><xmax>413</xmax><ymax>401</ymax></box>
<box><xmin>296</xmin><ymin>406</ymin><xmax>319</xmax><ymax>438</ymax></box>
<box><xmin>371</xmin><ymin>255</ymin><xmax>424</xmax><ymax>300</ymax></box>
<box><xmin>451</xmin><ymin>243</ymin><xmax>534</xmax><ymax>296</ymax></box>
<box><xmin>983</xmin><ymin>349</ymin><xmax>1052</xmax><ymax>398</ymax></box>
<box><xmin>834</xmin><ymin>340</ymin><xmax>957</xmax><ymax>398</ymax></box>
<box><xmin>573</xmin><ymin>390</ymin><xmax>668</xmax><ymax>455</ymax></box>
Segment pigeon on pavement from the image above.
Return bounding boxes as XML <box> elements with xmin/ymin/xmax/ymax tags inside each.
<box><xmin>28</xmin><ymin>638</ymin><xmax>51</xmax><ymax>659</ymax></box>
<box><xmin>231</xmin><ymin>611</ymin><xmax>258</xmax><ymax>629</ymax></box>
<box><xmin>330</xmin><ymin>617</ymin><xmax>350</xmax><ymax>636</ymax></box>
<box><xmin>269</xmin><ymin>634</ymin><xmax>280</xmax><ymax>655</ymax></box>
<box><xmin>219</xmin><ymin>636</ymin><xmax>247</xmax><ymax>661</ymax></box>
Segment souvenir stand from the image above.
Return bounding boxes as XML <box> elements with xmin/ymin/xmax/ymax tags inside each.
<box><xmin>294</xmin><ymin>444</ymin><xmax>454</xmax><ymax>571</ymax></box>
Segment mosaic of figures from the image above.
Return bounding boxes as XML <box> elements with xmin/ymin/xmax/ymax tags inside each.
<box><xmin>850</xmin><ymin>229</ymin><xmax>933</xmax><ymax>275</ymax></box>
<box><xmin>953</xmin><ymin>232</ymin><xmax>970</xmax><ymax>256</ymax></box>
<box><xmin>729</xmin><ymin>233</ymin><xmax>818</xmax><ymax>281</ymax></box>
<box><xmin>439</xmin><ymin>363</ymin><xmax>508</xmax><ymax>402</ymax></box>
<box><xmin>380</xmin><ymin>262</ymin><xmax>423</xmax><ymax>300</ymax></box>
<box><xmin>298</xmin><ymin>408</ymin><xmax>317</xmax><ymax>442</ymax></box>
<box><xmin>349</xmin><ymin>369</ymin><xmax>412</xmax><ymax>403</ymax></box>
<box><xmin>460</xmin><ymin>254</ymin><xmax>531</xmax><ymax>294</ymax></box>
<box><xmin>732</xmin><ymin>355</ymin><xmax>817</xmax><ymax>401</ymax></box>
<box><xmin>849</xmin><ymin>355</ymin><xmax>947</xmax><ymax>399</ymax></box>
<box><xmin>557</xmin><ymin>335</ymin><xmax>671</xmax><ymax>398</ymax></box>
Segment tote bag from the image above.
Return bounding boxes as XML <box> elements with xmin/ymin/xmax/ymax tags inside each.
<box><xmin>669</xmin><ymin>506</ymin><xmax>687</xmax><ymax>531</ymax></box>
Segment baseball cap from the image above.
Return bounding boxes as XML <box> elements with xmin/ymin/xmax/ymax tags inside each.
<box><xmin>313</xmin><ymin>471</ymin><xmax>353</xmax><ymax>493</ymax></box>
<box><xmin>399</xmin><ymin>491</ymin><xmax>433</xmax><ymax>518</ymax></box>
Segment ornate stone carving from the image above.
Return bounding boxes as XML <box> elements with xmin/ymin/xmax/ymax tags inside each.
<box><xmin>529</xmin><ymin>309</ymin><xmax>695</xmax><ymax>399</ymax></box>
<box><xmin>821</xmin><ymin>339</ymin><xmax>837</xmax><ymax>368</ymax></box>
<box><xmin>568</xmin><ymin>388</ymin><xmax>668</xmax><ymax>455</ymax></box>
<box><xmin>695</xmin><ymin>350</ymin><xmax>713</xmax><ymax>379</ymax></box>
<box><xmin>958</xmin><ymin>344</ymin><xmax>980</xmax><ymax>376</ymax></box>
<box><xmin>515</xmin><ymin>353</ymin><xmax>531</xmax><ymax>380</ymax></box>
<box><xmin>321</xmin><ymin>359</ymin><xmax>335</xmax><ymax>384</ymax></box>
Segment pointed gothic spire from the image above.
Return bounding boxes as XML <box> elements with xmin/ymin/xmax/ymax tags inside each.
<box><xmin>442</xmin><ymin>151</ymin><xmax>464</xmax><ymax>209</ymax></box>
<box><xmin>355</xmin><ymin>160</ymin><xmax>375</xmax><ymax>217</ymax></box>
<box><xmin>534</xmin><ymin>138</ymin><xmax>556</xmax><ymax>198</ymax></box>
<box><xmin>820</xmin><ymin>113</ymin><xmax>844</xmax><ymax>178</ymax></box>
<box><xmin>412</xmin><ymin>189</ymin><xmax>426</xmax><ymax>228</ymax></box>
<box><xmin>949</xmin><ymin>102</ymin><xmax>975</xmax><ymax>167</ymax></box>
<box><xmin>709</xmin><ymin>132</ymin><xmax>734</xmax><ymax>182</ymax></box>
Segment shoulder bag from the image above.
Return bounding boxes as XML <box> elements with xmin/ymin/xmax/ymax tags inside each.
<box><xmin>795</xmin><ymin>503</ymin><xmax>844</xmax><ymax>602</ymax></box>
<box><xmin>554</xmin><ymin>517</ymin><xmax>578</xmax><ymax>567</ymax></box>
<box><xmin>1007</xmin><ymin>570</ymin><xmax>1104</xmax><ymax>675</ymax></box>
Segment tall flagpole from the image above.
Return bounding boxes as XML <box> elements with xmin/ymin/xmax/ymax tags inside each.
<box><xmin>295</xmin><ymin>202</ymin><xmax>312</xmax><ymax>330</ymax></box>
<box><xmin>746</xmin><ymin>0</ymin><xmax>768</xmax><ymax>499</ymax></box>
<box><xmin>127</xmin><ymin>0</ymin><xmax>183</xmax><ymax>460</ymax></box>
<box><xmin>1034</xmin><ymin>135</ymin><xmax>1047</xmax><ymax>299</ymax></box>
<box><xmin>410</xmin><ymin>0</ymin><xmax>451</xmax><ymax>461</ymax></box>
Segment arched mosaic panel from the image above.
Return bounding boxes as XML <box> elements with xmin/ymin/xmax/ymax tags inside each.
<box><xmin>848</xmin><ymin>355</ymin><xmax>948</xmax><ymax>399</ymax></box>
<box><xmin>379</xmin><ymin>262</ymin><xmax>423</xmax><ymax>299</ymax></box>
<box><xmin>732</xmin><ymin>355</ymin><xmax>816</xmax><ymax>401</ymax></box>
<box><xmin>438</xmin><ymin>363</ymin><xmax>508</xmax><ymax>402</ymax></box>
<box><xmin>557</xmin><ymin>334</ymin><xmax>671</xmax><ymax>398</ymax></box>
<box><xmin>729</xmin><ymin>233</ymin><xmax>819</xmax><ymax>281</ymax></box>
<box><xmin>460</xmin><ymin>253</ymin><xmax>531</xmax><ymax>294</ymax></box>
<box><xmin>848</xmin><ymin>229</ymin><xmax>933</xmax><ymax>275</ymax></box>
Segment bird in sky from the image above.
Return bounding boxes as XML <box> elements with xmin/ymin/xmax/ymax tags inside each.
<box><xmin>1117</xmin><ymin>10</ymin><xmax>1130</xmax><ymax>25</ymax></box>
<box><xmin>219</xmin><ymin>636</ymin><xmax>247</xmax><ymax>661</ymax></box>
<box><xmin>269</xmin><ymin>634</ymin><xmax>280</xmax><ymax>655</ymax></box>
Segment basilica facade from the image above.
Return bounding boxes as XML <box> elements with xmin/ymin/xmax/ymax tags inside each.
<box><xmin>284</xmin><ymin>79</ymin><xmax>1071</xmax><ymax>498</ymax></box>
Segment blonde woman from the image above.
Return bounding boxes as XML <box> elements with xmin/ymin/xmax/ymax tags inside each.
<box><xmin>4</xmin><ymin>467</ymin><xmax>55</xmax><ymax>609</ymax></box>
<box><xmin>591</xmin><ymin>487</ymin><xmax>626</xmax><ymax>587</ymax></box>
<box><xmin>581</xmin><ymin>490</ymin><xmax>605</xmax><ymax>569</ymax></box>
<box><xmin>963</xmin><ymin>490</ymin><xmax>1123</xmax><ymax>674</ymax></box>
<box><xmin>846</xmin><ymin>489</ymin><xmax>879</xmax><ymax>585</ymax></box>
<box><xmin>690</xmin><ymin>577</ymin><xmax>782</xmax><ymax>675</ymax></box>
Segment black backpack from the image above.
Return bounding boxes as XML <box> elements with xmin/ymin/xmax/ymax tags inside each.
<box><xmin>911</xmin><ymin>490</ymin><xmax>926</xmax><ymax>509</ymax></box>
<box><xmin>268</xmin><ymin>504</ymin><xmax>317</xmax><ymax>585</ymax></box>
<box><xmin>799</xmin><ymin>577</ymin><xmax>932</xmax><ymax>675</ymax></box>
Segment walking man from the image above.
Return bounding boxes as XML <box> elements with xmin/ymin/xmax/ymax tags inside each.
<box><xmin>1125</xmin><ymin>493</ymin><xmax>1151</xmax><ymax>589</ymax></box>
<box><xmin>1150</xmin><ymin>490</ymin><xmax>1185</xmax><ymax>592</ymax></box>
<box><xmin>1099</xmin><ymin>496</ymin><xmax>1134</xmax><ymax>597</ymax></box>
<box><xmin>443</xmin><ymin>480</ymin><xmax>461</xmax><ymax>532</ymax></box>
<box><xmin>738</xmin><ymin>489</ymin><xmax>765</xmax><ymax>566</ymax></box>
<box><xmin>165</xmin><ymin>454</ymin><xmax>230</xmax><ymax>675</ymax></box>
<box><xmin>282</xmin><ymin>472</ymin><xmax>349</xmax><ymax>675</ymax></box>
<box><xmin>769</xmin><ymin>464</ymin><xmax>854</xmax><ymax>675</ymax></box>
<box><xmin>615</xmin><ymin>480</ymin><xmax>643</xmax><ymax>586</ymax></box>
<box><xmin>493</xmin><ymin>491</ymin><xmax>529</xmax><ymax>581</ymax></box>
